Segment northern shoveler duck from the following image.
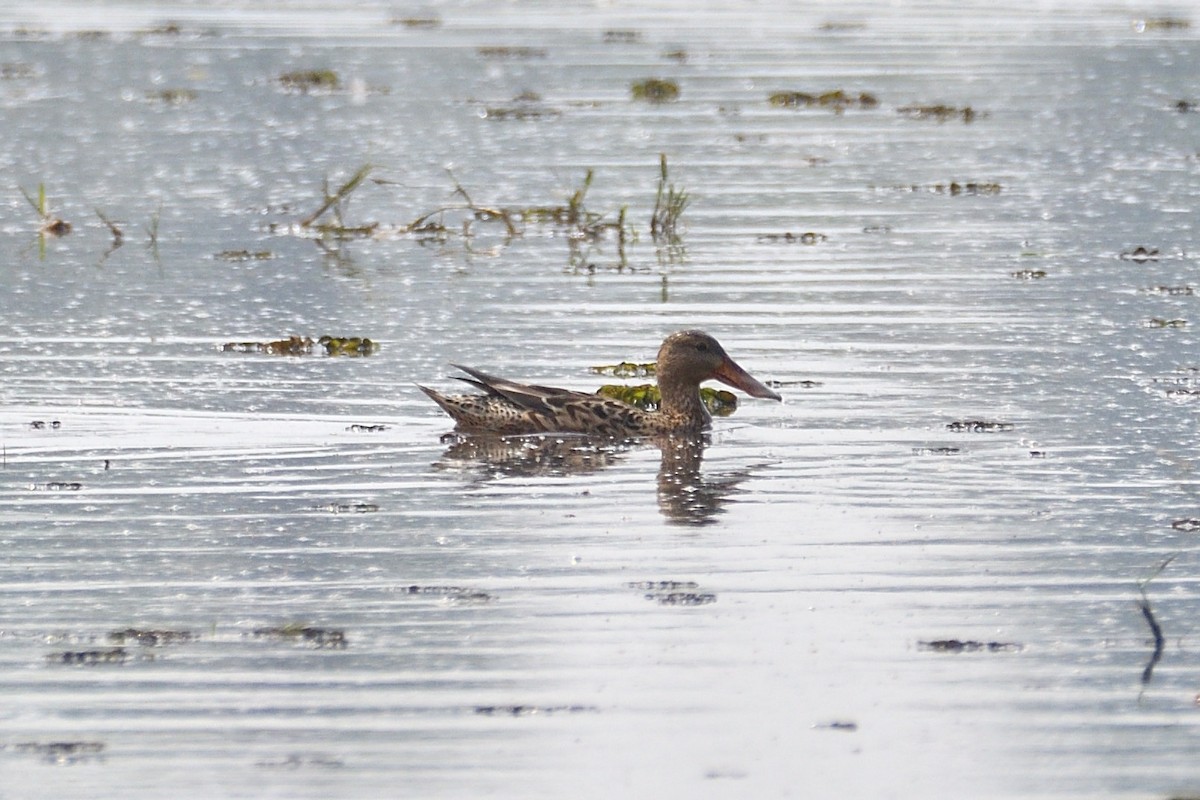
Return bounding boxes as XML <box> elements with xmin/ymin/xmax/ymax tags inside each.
<box><xmin>419</xmin><ymin>330</ymin><xmax>781</xmax><ymax>436</ymax></box>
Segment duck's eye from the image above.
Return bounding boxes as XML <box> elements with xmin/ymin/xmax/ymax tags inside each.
<box><xmin>695</xmin><ymin>342</ymin><xmax>709</xmax><ymax>352</ymax></box>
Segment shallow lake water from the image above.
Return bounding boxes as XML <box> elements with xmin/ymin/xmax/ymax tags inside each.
<box><xmin>2</xmin><ymin>1</ymin><xmax>1200</xmax><ymax>797</ymax></box>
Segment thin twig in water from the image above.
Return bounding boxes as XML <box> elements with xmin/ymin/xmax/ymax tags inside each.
<box><xmin>301</xmin><ymin>164</ymin><xmax>373</xmax><ymax>228</ymax></box>
<box><xmin>1136</xmin><ymin>554</ymin><xmax>1176</xmax><ymax>685</ymax></box>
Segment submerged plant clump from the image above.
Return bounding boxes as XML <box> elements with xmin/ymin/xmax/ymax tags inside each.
<box><xmin>897</xmin><ymin>104</ymin><xmax>977</xmax><ymax>123</ymax></box>
<box><xmin>631</xmin><ymin>78</ymin><xmax>679</xmax><ymax>102</ymax></box>
<box><xmin>590</xmin><ymin>361</ymin><xmax>656</xmax><ymax>378</ymax></box>
<box><xmin>769</xmin><ymin>89</ymin><xmax>878</xmax><ymax>112</ymax></box>
<box><xmin>253</xmin><ymin>624</ymin><xmax>347</xmax><ymax>649</ymax></box>
<box><xmin>596</xmin><ymin>383</ymin><xmax>738</xmax><ymax>415</ymax></box>
<box><xmin>278</xmin><ymin>69</ymin><xmax>340</xmax><ymax>93</ymax></box>
<box><xmin>757</xmin><ymin>231</ymin><xmax>826</xmax><ymax>244</ymax></box>
<box><xmin>220</xmin><ymin>335</ymin><xmax>377</xmax><ymax>356</ymax></box>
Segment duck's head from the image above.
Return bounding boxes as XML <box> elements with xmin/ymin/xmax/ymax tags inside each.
<box><xmin>658</xmin><ymin>330</ymin><xmax>782</xmax><ymax>400</ymax></box>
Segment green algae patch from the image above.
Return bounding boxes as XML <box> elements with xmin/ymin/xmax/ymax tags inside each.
<box><xmin>897</xmin><ymin>104</ymin><xmax>978</xmax><ymax>123</ymax></box>
<box><xmin>769</xmin><ymin>89</ymin><xmax>878</xmax><ymax>112</ymax></box>
<box><xmin>253</xmin><ymin>624</ymin><xmax>347</xmax><ymax>649</ymax></box>
<box><xmin>221</xmin><ymin>335</ymin><xmax>378</xmax><ymax>356</ymax></box>
<box><xmin>631</xmin><ymin>78</ymin><xmax>679</xmax><ymax>102</ymax></box>
<box><xmin>597</xmin><ymin>383</ymin><xmax>738</xmax><ymax>415</ymax></box>
<box><xmin>590</xmin><ymin>361</ymin><xmax>656</xmax><ymax>378</ymax></box>
<box><xmin>278</xmin><ymin>69</ymin><xmax>340</xmax><ymax>93</ymax></box>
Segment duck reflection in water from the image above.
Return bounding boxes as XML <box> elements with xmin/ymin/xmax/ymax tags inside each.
<box><xmin>421</xmin><ymin>330</ymin><xmax>780</xmax><ymax>526</ymax></box>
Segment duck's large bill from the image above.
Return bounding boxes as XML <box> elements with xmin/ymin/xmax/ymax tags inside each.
<box><xmin>714</xmin><ymin>359</ymin><xmax>782</xmax><ymax>401</ymax></box>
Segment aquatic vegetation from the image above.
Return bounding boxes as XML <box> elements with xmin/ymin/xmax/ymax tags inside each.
<box><xmin>477</xmin><ymin>46</ymin><xmax>547</xmax><ymax>59</ymax></box>
<box><xmin>1146</xmin><ymin>285</ymin><xmax>1193</xmax><ymax>296</ymax></box>
<box><xmin>897</xmin><ymin>104</ymin><xmax>977</xmax><ymax>123</ymax></box>
<box><xmin>312</xmin><ymin>502</ymin><xmax>380</xmax><ymax>513</ymax></box>
<box><xmin>392</xmin><ymin>15</ymin><xmax>441</xmax><ymax>28</ymax></box>
<box><xmin>347</xmin><ymin>423</ymin><xmax>387</xmax><ymax>432</ymax></box>
<box><xmin>1145</xmin><ymin>318</ymin><xmax>1186</xmax><ymax>329</ymax></box>
<box><xmin>0</xmin><ymin>62</ymin><xmax>34</xmax><ymax>79</ymax></box>
<box><xmin>19</xmin><ymin>183</ymin><xmax>71</xmax><ymax>237</ymax></box>
<box><xmin>590</xmin><ymin>361</ymin><xmax>656</xmax><ymax>377</ymax></box>
<box><xmin>474</xmin><ymin>704</ymin><xmax>598</xmax><ymax>716</ymax></box>
<box><xmin>28</xmin><ymin>419</ymin><xmax>62</xmax><ymax>429</ymax></box>
<box><xmin>626</xmin><ymin>580</ymin><xmax>699</xmax><ymax>590</ymax></box>
<box><xmin>650</xmin><ymin>153</ymin><xmax>689</xmax><ymax>242</ymax></box>
<box><xmin>596</xmin><ymin>383</ymin><xmax>737</xmax><ymax>415</ymax></box>
<box><xmin>879</xmin><ymin>181</ymin><xmax>1002</xmax><ymax>195</ymax></box>
<box><xmin>757</xmin><ymin>231</ymin><xmax>826</xmax><ymax>244</ymax></box>
<box><xmin>913</xmin><ymin>446</ymin><xmax>962</xmax><ymax>456</ymax></box>
<box><xmin>769</xmin><ymin>89</ymin><xmax>878</xmax><ymax>112</ymax></box>
<box><xmin>1120</xmin><ymin>246</ymin><xmax>1158</xmax><ymax>262</ymax></box>
<box><xmin>319</xmin><ymin>335</ymin><xmax>377</xmax><ymax>355</ymax></box>
<box><xmin>1174</xmin><ymin>100</ymin><xmax>1197</xmax><ymax>113</ymax></box>
<box><xmin>253</xmin><ymin>624</ymin><xmax>347</xmax><ymax>649</ymax></box>
<box><xmin>1011</xmin><ymin>269</ymin><xmax>1047</xmax><ymax>279</ymax></box>
<box><xmin>278</xmin><ymin>69</ymin><xmax>340</xmax><ymax>93</ymax></box>
<box><xmin>47</xmin><ymin>647</ymin><xmax>128</xmax><ymax>665</ymax></box>
<box><xmin>482</xmin><ymin>92</ymin><xmax>561</xmax><ymax>120</ymax></box>
<box><xmin>214</xmin><ymin>249</ymin><xmax>273</xmax><ymax>261</ymax></box>
<box><xmin>223</xmin><ymin>336</ymin><xmax>313</xmax><ymax>355</ymax></box>
<box><xmin>31</xmin><ymin>482</ymin><xmax>83</xmax><ymax>491</ymax></box>
<box><xmin>631</xmin><ymin>78</ymin><xmax>679</xmax><ymax>103</ymax></box>
<box><xmin>146</xmin><ymin>88</ymin><xmax>197</xmax><ymax>105</ymax></box>
<box><xmin>1133</xmin><ymin>17</ymin><xmax>1190</xmax><ymax>32</ymax></box>
<box><xmin>945</xmin><ymin>419</ymin><xmax>1014</xmax><ymax>432</ymax></box>
<box><xmin>662</xmin><ymin>48</ymin><xmax>687</xmax><ymax>62</ymax></box>
<box><xmin>917</xmin><ymin>640</ymin><xmax>1022</xmax><ymax>653</ymax></box>
<box><xmin>300</xmin><ymin>163</ymin><xmax>378</xmax><ymax>236</ymax></box>
<box><xmin>12</xmin><ymin>741</ymin><xmax>105</xmax><ymax>763</ymax></box>
<box><xmin>108</xmin><ymin>629</ymin><xmax>195</xmax><ymax>646</ymax></box>
<box><xmin>647</xmin><ymin>591</ymin><xmax>717</xmax><ymax>606</ymax></box>
<box><xmin>604</xmin><ymin>29</ymin><xmax>640</xmax><ymax>43</ymax></box>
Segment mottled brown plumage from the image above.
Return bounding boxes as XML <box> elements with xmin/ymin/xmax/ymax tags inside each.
<box><xmin>419</xmin><ymin>330</ymin><xmax>781</xmax><ymax>436</ymax></box>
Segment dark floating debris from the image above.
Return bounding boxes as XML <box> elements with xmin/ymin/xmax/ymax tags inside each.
<box><xmin>647</xmin><ymin>592</ymin><xmax>717</xmax><ymax>606</ymax></box>
<box><xmin>913</xmin><ymin>446</ymin><xmax>962</xmax><ymax>456</ymax></box>
<box><xmin>596</xmin><ymin>384</ymin><xmax>738</xmax><ymax>416</ymax></box>
<box><xmin>770</xmin><ymin>379</ymin><xmax>820</xmax><ymax>389</ymax></box>
<box><xmin>631</xmin><ymin>78</ymin><xmax>680</xmax><ymax>103</ymax></box>
<box><xmin>768</xmin><ymin>89</ymin><xmax>878</xmax><ymax>112</ymax></box>
<box><xmin>253</xmin><ymin>625</ymin><xmax>347</xmax><ymax>649</ymax></box>
<box><xmin>107</xmin><ymin>628</ymin><xmax>195</xmax><ymax>646</ymax></box>
<box><xmin>757</xmin><ymin>231</ymin><xmax>826</xmax><ymax>244</ymax></box>
<box><xmin>256</xmin><ymin>753</ymin><xmax>345</xmax><ymax>770</ymax></box>
<box><xmin>603</xmin><ymin>29</ymin><xmax>641</xmax><ymax>43</ymax></box>
<box><xmin>483</xmin><ymin>94</ymin><xmax>561</xmax><ymax>121</ymax></box>
<box><xmin>214</xmin><ymin>249</ymin><xmax>273</xmax><ymax>261</ymax></box>
<box><xmin>28</xmin><ymin>419</ymin><xmax>62</xmax><ymax>430</ymax></box>
<box><xmin>918</xmin><ymin>639</ymin><xmax>1022</xmax><ymax>653</ymax></box>
<box><xmin>1146</xmin><ymin>285</ymin><xmax>1193</xmax><ymax>296</ymax></box>
<box><xmin>945</xmin><ymin>420</ymin><xmax>1014</xmax><ymax>433</ymax></box>
<box><xmin>474</xmin><ymin>704</ymin><xmax>598</xmax><ymax>716</ymax></box>
<box><xmin>400</xmin><ymin>585</ymin><xmax>495</xmax><ymax>602</ymax></box>
<box><xmin>1011</xmin><ymin>269</ymin><xmax>1047</xmax><ymax>280</ymax></box>
<box><xmin>626</xmin><ymin>580</ymin><xmax>700</xmax><ymax>591</ymax></box>
<box><xmin>47</xmin><ymin>647</ymin><xmax>128</xmax><ymax>665</ymax></box>
<box><xmin>0</xmin><ymin>62</ymin><xmax>35</xmax><ymax>79</ymax></box>
<box><xmin>1172</xmin><ymin>518</ymin><xmax>1200</xmax><ymax>531</ymax></box>
<box><xmin>1120</xmin><ymin>246</ymin><xmax>1159</xmax><ymax>262</ymax></box>
<box><xmin>278</xmin><ymin>69</ymin><xmax>340</xmax><ymax>93</ymax></box>
<box><xmin>1145</xmin><ymin>318</ymin><xmax>1187</xmax><ymax>329</ymax></box>
<box><xmin>815</xmin><ymin>720</ymin><xmax>859</xmax><ymax>731</ymax></box>
<box><xmin>13</xmin><ymin>741</ymin><xmax>105</xmax><ymax>763</ymax></box>
<box><xmin>897</xmin><ymin>104</ymin><xmax>977</xmax><ymax>123</ymax></box>
<box><xmin>31</xmin><ymin>482</ymin><xmax>83</xmax><ymax>491</ymax></box>
<box><xmin>1175</xmin><ymin>100</ymin><xmax>1198</xmax><ymax>113</ymax></box>
<box><xmin>346</xmin><ymin>423</ymin><xmax>387</xmax><ymax>433</ymax></box>
<box><xmin>879</xmin><ymin>182</ymin><xmax>1002</xmax><ymax>195</ymax></box>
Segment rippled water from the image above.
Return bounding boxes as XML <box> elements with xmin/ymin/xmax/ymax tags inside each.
<box><xmin>2</xmin><ymin>1</ymin><xmax>1200</xmax><ymax>797</ymax></box>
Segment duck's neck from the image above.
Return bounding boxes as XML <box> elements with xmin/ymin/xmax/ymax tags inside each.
<box><xmin>657</xmin><ymin>374</ymin><xmax>711</xmax><ymax>428</ymax></box>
